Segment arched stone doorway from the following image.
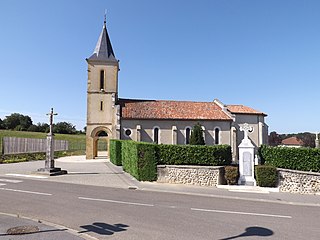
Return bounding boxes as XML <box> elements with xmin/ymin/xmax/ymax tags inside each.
<box><xmin>87</xmin><ymin>126</ymin><xmax>112</xmax><ymax>159</ymax></box>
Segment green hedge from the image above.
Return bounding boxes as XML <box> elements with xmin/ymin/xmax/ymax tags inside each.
<box><xmin>157</xmin><ymin>144</ymin><xmax>232</xmax><ymax>166</ymax></box>
<box><xmin>121</xmin><ymin>141</ymin><xmax>157</xmax><ymax>181</ymax></box>
<box><xmin>259</xmin><ymin>145</ymin><xmax>320</xmax><ymax>172</ymax></box>
<box><xmin>109</xmin><ymin>139</ymin><xmax>122</xmax><ymax>166</ymax></box>
<box><xmin>224</xmin><ymin>166</ymin><xmax>239</xmax><ymax>185</ymax></box>
<box><xmin>255</xmin><ymin>165</ymin><xmax>278</xmax><ymax>187</ymax></box>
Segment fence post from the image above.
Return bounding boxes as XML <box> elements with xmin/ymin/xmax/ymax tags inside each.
<box><xmin>1</xmin><ymin>137</ymin><xmax>3</xmax><ymax>155</ymax></box>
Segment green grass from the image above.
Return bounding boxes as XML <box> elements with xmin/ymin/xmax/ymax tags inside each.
<box><xmin>0</xmin><ymin>130</ymin><xmax>86</xmax><ymax>152</ymax></box>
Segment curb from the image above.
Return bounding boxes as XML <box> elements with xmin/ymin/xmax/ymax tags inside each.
<box><xmin>0</xmin><ymin>212</ymin><xmax>98</xmax><ymax>240</ymax></box>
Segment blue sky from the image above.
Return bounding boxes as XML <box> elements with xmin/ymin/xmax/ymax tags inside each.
<box><xmin>0</xmin><ymin>0</ymin><xmax>319</xmax><ymax>133</ymax></box>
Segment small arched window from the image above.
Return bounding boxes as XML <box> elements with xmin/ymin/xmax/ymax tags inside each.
<box><xmin>185</xmin><ymin>127</ymin><xmax>191</xmax><ymax>144</ymax></box>
<box><xmin>153</xmin><ymin>127</ymin><xmax>159</xmax><ymax>144</ymax></box>
<box><xmin>100</xmin><ymin>70</ymin><xmax>105</xmax><ymax>90</ymax></box>
<box><xmin>215</xmin><ymin>128</ymin><xmax>220</xmax><ymax>145</ymax></box>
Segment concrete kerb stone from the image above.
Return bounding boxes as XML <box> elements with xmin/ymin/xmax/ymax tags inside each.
<box><xmin>216</xmin><ymin>185</ymin><xmax>280</xmax><ymax>193</ymax></box>
<box><xmin>0</xmin><ymin>212</ymin><xmax>98</xmax><ymax>240</ymax></box>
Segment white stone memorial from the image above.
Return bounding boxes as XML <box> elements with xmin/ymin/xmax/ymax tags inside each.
<box><xmin>238</xmin><ymin>123</ymin><xmax>256</xmax><ymax>186</ymax></box>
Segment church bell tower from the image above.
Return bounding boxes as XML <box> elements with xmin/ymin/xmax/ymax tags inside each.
<box><xmin>86</xmin><ymin>16</ymin><xmax>119</xmax><ymax>159</ymax></box>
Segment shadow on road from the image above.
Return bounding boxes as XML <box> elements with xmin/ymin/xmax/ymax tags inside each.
<box><xmin>219</xmin><ymin>226</ymin><xmax>273</xmax><ymax>240</ymax></box>
<box><xmin>79</xmin><ymin>222</ymin><xmax>129</xmax><ymax>236</ymax></box>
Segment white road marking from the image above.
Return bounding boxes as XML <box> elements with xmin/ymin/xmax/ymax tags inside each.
<box><xmin>78</xmin><ymin>197</ymin><xmax>154</xmax><ymax>207</ymax></box>
<box><xmin>191</xmin><ymin>208</ymin><xmax>292</xmax><ymax>219</ymax></box>
<box><xmin>0</xmin><ymin>178</ymin><xmax>23</xmax><ymax>183</ymax></box>
<box><xmin>0</xmin><ymin>187</ymin><xmax>52</xmax><ymax>196</ymax></box>
<box><xmin>6</xmin><ymin>174</ymin><xmax>48</xmax><ymax>179</ymax></box>
<box><xmin>0</xmin><ymin>184</ymin><xmax>6</xmax><ymax>186</ymax></box>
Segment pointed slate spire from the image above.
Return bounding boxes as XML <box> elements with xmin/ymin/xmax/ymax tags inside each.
<box><xmin>88</xmin><ymin>14</ymin><xmax>117</xmax><ymax>62</ymax></box>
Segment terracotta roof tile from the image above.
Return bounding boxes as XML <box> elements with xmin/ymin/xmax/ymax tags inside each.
<box><xmin>281</xmin><ymin>137</ymin><xmax>304</xmax><ymax>146</ymax></box>
<box><xmin>227</xmin><ymin>105</ymin><xmax>267</xmax><ymax>116</ymax></box>
<box><xmin>119</xmin><ymin>99</ymin><xmax>232</xmax><ymax>120</ymax></box>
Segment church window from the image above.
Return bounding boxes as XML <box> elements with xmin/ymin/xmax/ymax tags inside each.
<box><xmin>124</xmin><ymin>129</ymin><xmax>132</xmax><ymax>137</ymax></box>
<box><xmin>100</xmin><ymin>101</ymin><xmax>103</xmax><ymax>111</ymax></box>
<box><xmin>100</xmin><ymin>70</ymin><xmax>105</xmax><ymax>90</ymax></box>
<box><xmin>153</xmin><ymin>127</ymin><xmax>160</xmax><ymax>144</ymax></box>
<box><xmin>215</xmin><ymin>127</ymin><xmax>220</xmax><ymax>145</ymax></box>
<box><xmin>185</xmin><ymin>127</ymin><xmax>191</xmax><ymax>144</ymax></box>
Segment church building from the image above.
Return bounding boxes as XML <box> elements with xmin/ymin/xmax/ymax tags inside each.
<box><xmin>85</xmin><ymin>18</ymin><xmax>269</xmax><ymax>161</ymax></box>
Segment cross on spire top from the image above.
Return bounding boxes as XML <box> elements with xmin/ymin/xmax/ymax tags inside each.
<box><xmin>104</xmin><ymin>10</ymin><xmax>107</xmax><ymax>27</ymax></box>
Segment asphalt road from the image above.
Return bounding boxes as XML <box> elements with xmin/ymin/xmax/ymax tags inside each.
<box><xmin>0</xmin><ymin>177</ymin><xmax>319</xmax><ymax>240</ymax></box>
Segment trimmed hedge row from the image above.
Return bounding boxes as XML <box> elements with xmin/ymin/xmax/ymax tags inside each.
<box><xmin>255</xmin><ymin>165</ymin><xmax>278</xmax><ymax>187</ymax></box>
<box><xmin>109</xmin><ymin>140</ymin><xmax>232</xmax><ymax>181</ymax></box>
<box><xmin>259</xmin><ymin>145</ymin><xmax>320</xmax><ymax>172</ymax></box>
<box><xmin>157</xmin><ymin>144</ymin><xmax>232</xmax><ymax>166</ymax></box>
<box><xmin>109</xmin><ymin>139</ymin><xmax>122</xmax><ymax>166</ymax></box>
<box><xmin>121</xmin><ymin>141</ymin><xmax>157</xmax><ymax>181</ymax></box>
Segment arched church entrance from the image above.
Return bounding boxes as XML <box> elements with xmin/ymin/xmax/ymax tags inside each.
<box><xmin>91</xmin><ymin>127</ymin><xmax>111</xmax><ymax>158</ymax></box>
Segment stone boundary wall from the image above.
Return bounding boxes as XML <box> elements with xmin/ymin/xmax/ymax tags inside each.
<box><xmin>278</xmin><ymin>168</ymin><xmax>320</xmax><ymax>194</ymax></box>
<box><xmin>157</xmin><ymin>165</ymin><xmax>224</xmax><ymax>187</ymax></box>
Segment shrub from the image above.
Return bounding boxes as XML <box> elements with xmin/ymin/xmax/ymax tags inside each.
<box><xmin>109</xmin><ymin>139</ymin><xmax>122</xmax><ymax>166</ymax></box>
<box><xmin>224</xmin><ymin>166</ymin><xmax>239</xmax><ymax>185</ymax></box>
<box><xmin>0</xmin><ymin>152</ymin><xmax>46</xmax><ymax>163</ymax></box>
<box><xmin>157</xmin><ymin>144</ymin><xmax>232</xmax><ymax>166</ymax></box>
<box><xmin>121</xmin><ymin>141</ymin><xmax>157</xmax><ymax>181</ymax></box>
<box><xmin>259</xmin><ymin>145</ymin><xmax>320</xmax><ymax>172</ymax></box>
<box><xmin>189</xmin><ymin>123</ymin><xmax>205</xmax><ymax>145</ymax></box>
<box><xmin>255</xmin><ymin>165</ymin><xmax>278</xmax><ymax>187</ymax></box>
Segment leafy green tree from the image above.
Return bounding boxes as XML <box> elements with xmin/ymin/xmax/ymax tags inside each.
<box><xmin>190</xmin><ymin>123</ymin><xmax>205</xmax><ymax>145</ymax></box>
<box><xmin>0</xmin><ymin>118</ymin><xmax>4</xmax><ymax>129</ymax></box>
<box><xmin>36</xmin><ymin>122</ymin><xmax>50</xmax><ymax>133</ymax></box>
<box><xmin>53</xmin><ymin>122</ymin><xmax>77</xmax><ymax>134</ymax></box>
<box><xmin>3</xmin><ymin>113</ymin><xmax>32</xmax><ymax>131</ymax></box>
<box><xmin>268</xmin><ymin>131</ymin><xmax>282</xmax><ymax>146</ymax></box>
<box><xmin>27</xmin><ymin>124</ymin><xmax>39</xmax><ymax>132</ymax></box>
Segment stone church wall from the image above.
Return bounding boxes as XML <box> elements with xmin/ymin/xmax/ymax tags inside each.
<box><xmin>121</xmin><ymin>119</ymin><xmax>231</xmax><ymax>145</ymax></box>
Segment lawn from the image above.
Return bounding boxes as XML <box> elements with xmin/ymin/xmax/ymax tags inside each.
<box><xmin>0</xmin><ymin>130</ymin><xmax>86</xmax><ymax>152</ymax></box>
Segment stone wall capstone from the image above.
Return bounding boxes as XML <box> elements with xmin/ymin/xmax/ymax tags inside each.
<box><xmin>278</xmin><ymin>168</ymin><xmax>320</xmax><ymax>194</ymax></box>
<box><xmin>157</xmin><ymin>165</ymin><xmax>224</xmax><ymax>187</ymax></box>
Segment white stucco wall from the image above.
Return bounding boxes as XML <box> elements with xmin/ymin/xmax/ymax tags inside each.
<box><xmin>120</xmin><ymin>119</ymin><xmax>232</xmax><ymax>145</ymax></box>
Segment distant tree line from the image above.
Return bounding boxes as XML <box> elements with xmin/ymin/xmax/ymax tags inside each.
<box><xmin>268</xmin><ymin>131</ymin><xmax>316</xmax><ymax>148</ymax></box>
<box><xmin>0</xmin><ymin>113</ymin><xmax>85</xmax><ymax>135</ymax></box>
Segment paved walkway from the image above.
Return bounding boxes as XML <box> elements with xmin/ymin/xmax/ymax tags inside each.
<box><xmin>0</xmin><ymin>155</ymin><xmax>319</xmax><ymax>239</ymax></box>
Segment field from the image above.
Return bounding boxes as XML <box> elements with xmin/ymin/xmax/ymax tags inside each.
<box><xmin>0</xmin><ymin>130</ymin><xmax>86</xmax><ymax>152</ymax></box>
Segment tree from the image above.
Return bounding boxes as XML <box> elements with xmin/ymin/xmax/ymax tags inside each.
<box><xmin>189</xmin><ymin>123</ymin><xmax>205</xmax><ymax>145</ymax></box>
<box><xmin>36</xmin><ymin>122</ymin><xmax>50</xmax><ymax>133</ymax></box>
<box><xmin>27</xmin><ymin>124</ymin><xmax>39</xmax><ymax>132</ymax></box>
<box><xmin>53</xmin><ymin>122</ymin><xmax>77</xmax><ymax>134</ymax></box>
<box><xmin>0</xmin><ymin>118</ymin><xmax>4</xmax><ymax>129</ymax></box>
<box><xmin>296</xmin><ymin>132</ymin><xmax>315</xmax><ymax>148</ymax></box>
<box><xmin>2</xmin><ymin>113</ymin><xmax>32</xmax><ymax>131</ymax></box>
<box><xmin>268</xmin><ymin>131</ymin><xmax>282</xmax><ymax>146</ymax></box>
